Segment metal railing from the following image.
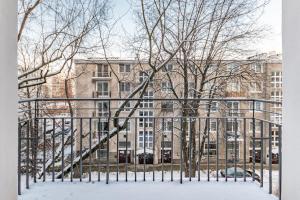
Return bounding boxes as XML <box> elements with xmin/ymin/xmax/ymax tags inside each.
<box><xmin>92</xmin><ymin>71</ymin><xmax>111</xmax><ymax>78</ymax></box>
<box><xmin>17</xmin><ymin>98</ymin><xmax>282</xmax><ymax>199</ymax></box>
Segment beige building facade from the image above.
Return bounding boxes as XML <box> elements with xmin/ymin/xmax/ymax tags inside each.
<box><xmin>73</xmin><ymin>52</ymin><xmax>282</xmax><ymax>166</ymax></box>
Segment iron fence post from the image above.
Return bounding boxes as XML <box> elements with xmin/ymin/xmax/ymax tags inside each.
<box><xmin>279</xmin><ymin>125</ymin><xmax>282</xmax><ymax>200</ymax></box>
<box><xmin>207</xmin><ymin>118</ymin><xmax>210</xmax><ymax>182</ymax></box>
<box><xmin>116</xmin><ymin>121</ymin><xmax>119</xmax><ymax>182</ymax></box>
<box><xmin>234</xmin><ymin>118</ymin><xmax>237</xmax><ymax>182</ymax></box>
<box><xmin>52</xmin><ymin>118</ymin><xmax>55</xmax><ymax>182</ymax></box>
<box><xmin>189</xmin><ymin>118</ymin><xmax>192</xmax><ymax>182</ymax></box>
<box><xmin>162</xmin><ymin>118</ymin><xmax>165</xmax><ymax>182</ymax></box>
<box><xmin>143</xmin><ymin>117</ymin><xmax>146</xmax><ymax>181</ymax></box>
<box><xmin>268</xmin><ymin>123</ymin><xmax>272</xmax><ymax>194</ymax></box>
<box><xmin>216</xmin><ymin>118</ymin><xmax>219</xmax><ymax>182</ymax></box>
<box><xmin>243</xmin><ymin>118</ymin><xmax>246</xmax><ymax>182</ymax></box>
<box><xmin>180</xmin><ymin>118</ymin><xmax>183</xmax><ymax>184</ymax></box>
<box><xmin>260</xmin><ymin>120</ymin><xmax>264</xmax><ymax>188</ymax></box>
<box><xmin>125</xmin><ymin>120</ymin><xmax>128</xmax><ymax>182</ymax></box>
<box><xmin>89</xmin><ymin>118</ymin><xmax>92</xmax><ymax>182</ymax></box>
<box><xmin>153</xmin><ymin>118</ymin><xmax>156</xmax><ymax>181</ymax></box>
<box><xmin>171</xmin><ymin>118</ymin><xmax>174</xmax><ymax>182</ymax></box>
<box><xmin>70</xmin><ymin>118</ymin><xmax>74</xmax><ymax>182</ymax></box>
<box><xmin>79</xmin><ymin>118</ymin><xmax>82</xmax><ymax>182</ymax></box>
<box><xmin>198</xmin><ymin>118</ymin><xmax>201</xmax><ymax>181</ymax></box>
<box><xmin>225</xmin><ymin>118</ymin><xmax>228</xmax><ymax>182</ymax></box>
<box><xmin>26</xmin><ymin>120</ymin><xmax>30</xmax><ymax>188</ymax></box>
<box><xmin>252</xmin><ymin>100</ymin><xmax>256</xmax><ymax>181</ymax></box>
<box><xmin>18</xmin><ymin>121</ymin><xmax>21</xmax><ymax>195</ymax></box>
<box><xmin>134</xmin><ymin>118</ymin><xmax>137</xmax><ymax>182</ymax></box>
<box><xmin>61</xmin><ymin>118</ymin><xmax>65</xmax><ymax>182</ymax></box>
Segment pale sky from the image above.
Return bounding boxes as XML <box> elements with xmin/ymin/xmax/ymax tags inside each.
<box><xmin>256</xmin><ymin>0</ymin><xmax>282</xmax><ymax>53</ymax></box>
<box><xmin>109</xmin><ymin>0</ymin><xmax>282</xmax><ymax>57</ymax></box>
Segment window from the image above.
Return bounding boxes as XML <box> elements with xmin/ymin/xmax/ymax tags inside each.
<box><xmin>119</xmin><ymin>141</ymin><xmax>131</xmax><ymax>149</ymax></box>
<box><xmin>250</xmin><ymin>140</ymin><xmax>262</xmax><ymax>148</ymax></box>
<box><xmin>271</xmin><ymin>71</ymin><xmax>282</xmax><ymax>88</ymax></box>
<box><xmin>209</xmin><ymin>120</ymin><xmax>217</xmax><ymax>132</ymax></box>
<box><xmin>98</xmin><ymin>121</ymin><xmax>109</xmax><ymax>133</ymax></box>
<box><xmin>162</xmin><ymin>64</ymin><xmax>173</xmax><ymax>72</ymax></box>
<box><xmin>161</xmin><ymin>81</ymin><xmax>172</xmax><ymax>92</ymax></box>
<box><xmin>271</xmin><ymin>91</ymin><xmax>282</xmax><ymax>109</ymax></box>
<box><xmin>98</xmin><ymin>101</ymin><xmax>109</xmax><ymax>116</ymax></box>
<box><xmin>227</xmin><ymin>101</ymin><xmax>239</xmax><ymax>117</ymax></box>
<box><xmin>227</xmin><ymin>81</ymin><xmax>240</xmax><ymax>92</ymax></box>
<box><xmin>161</xmin><ymin>141</ymin><xmax>172</xmax><ymax>148</ymax></box>
<box><xmin>139</xmin><ymin>110</ymin><xmax>154</xmax><ymax>127</ymax></box>
<box><xmin>251</xmin><ymin>63</ymin><xmax>263</xmax><ymax>73</ymax></box>
<box><xmin>96</xmin><ymin>81</ymin><xmax>109</xmax><ymax>96</ymax></box>
<box><xmin>139</xmin><ymin>71</ymin><xmax>153</xmax><ymax>86</ymax></box>
<box><xmin>206</xmin><ymin>101</ymin><xmax>218</xmax><ymax>112</ymax></box>
<box><xmin>140</xmin><ymin>90</ymin><xmax>154</xmax><ymax>108</ymax></box>
<box><xmin>162</xmin><ymin>120</ymin><xmax>173</xmax><ymax>132</ymax></box>
<box><xmin>96</xmin><ymin>64</ymin><xmax>109</xmax><ymax>77</ymax></box>
<box><xmin>204</xmin><ymin>142</ymin><xmax>217</xmax><ymax>156</ymax></box>
<box><xmin>249</xmin><ymin>121</ymin><xmax>261</xmax><ymax>132</ymax></box>
<box><xmin>161</xmin><ymin>101</ymin><xmax>173</xmax><ymax>112</ymax></box>
<box><xmin>249</xmin><ymin>82</ymin><xmax>262</xmax><ymax>93</ymax></box>
<box><xmin>119</xmin><ymin>64</ymin><xmax>131</xmax><ymax>73</ymax></box>
<box><xmin>226</xmin><ymin>120</ymin><xmax>240</xmax><ymax>133</ymax></box>
<box><xmin>249</xmin><ymin>101</ymin><xmax>264</xmax><ymax>111</ymax></box>
<box><xmin>139</xmin><ymin>131</ymin><xmax>153</xmax><ymax>148</ymax></box>
<box><xmin>271</xmin><ymin>91</ymin><xmax>282</xmax><ymax>102</ymax></box>
<box><xmin>272</xmin><ymin>129</ymin><xmax>279</xmax><ymax>147</ymax></box>
<box><xmin>119</xmin><ymin>120</ymin><xmax>131</xmax><ymax>131</ymax></box>
<box><xmin>188</xmin><ymin>82</ymin><xmax>195</xmax><ymax>97</ymax></box>
<box><xmin>120</xmin><ymin>82</ymin><xmax>131</xmax><ymax>92</ymax></box>
<box><xmin>227</xmin><ymin>63</ymin><xmax>240</xmax><ymax>73</ymax></box>
<box><xmin>119</xmin><ymin>101</ymin><xmax>131</xmax><ymax>111</ymax></box>
<box><xmin>227</xmin><ymin>141</ymin><xmax>240</xmax><ymax>160</ymax></box>
<box><xmin>271</xmin><ymin>114</ymin><xmax>282</xmax><ymax>124</ymax></box>
<box><xmin>96</xmin><ymin>149</ymin><xmax>107</xmax><ymax>159</ymax></box>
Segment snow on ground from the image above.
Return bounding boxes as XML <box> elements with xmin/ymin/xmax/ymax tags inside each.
<box><xmin>19</xmin><ymin>171</ymin><xmax>278</xmax><ymax>200</ymax></box>
<box><xmin>260</xmin><ymin>170</ymin><xmax>280</xmax><ymax>196</ymax></box>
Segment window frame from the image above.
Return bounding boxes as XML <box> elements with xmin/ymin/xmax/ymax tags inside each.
<box><xmin>119</xmin><ymin>81</ymin><xmax>131</xmax><ymax>92</ymax></box>
<box><xmin>162</xmin><ymin>64</ymin><xmax>173</xmax><ymax>72</ymax></box>
<box><xmin>96</xmin><ymin>81</ymin><xmax>109</xmax><ymax>96</ymax></box>
<box><xmin>96</xmin><ymin>64</ymin><xmax>109</xmax><ymax>77</ymax></box>
<box><xmin>119</xmin><ymin>63</ymin><xmax>131</xmax><ymax>73</ymax></box>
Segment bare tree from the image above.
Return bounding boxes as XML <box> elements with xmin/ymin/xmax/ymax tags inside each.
<box><xmin>17</xmin><ymin>0</ymin><xmax>112</xmax><ymax>179</ymax></box>
<box><xmin>148</xmin><ymin>0</ymin><xmax>269</xmax><ymax>177</ymax></box>
<box><xmin>18</xmin><ymin>0</ymin><xmax>110</xmax><ymax>92</ymax></box>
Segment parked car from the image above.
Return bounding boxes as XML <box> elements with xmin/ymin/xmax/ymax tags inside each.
<box><xmin>220</xmin><ymin>167</ymin><xmax>260</xmax><ymax>182</ymax></box>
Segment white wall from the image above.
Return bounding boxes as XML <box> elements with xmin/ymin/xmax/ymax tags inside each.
<box><xmin>0</xmin><ymin>0</ymin><xmax>17</xmax><ymax>199</ymax></box>
<box><xmin>282</xmin><ymin>0</ymin><xmax>300</xmax><ymax>200</ymax></box>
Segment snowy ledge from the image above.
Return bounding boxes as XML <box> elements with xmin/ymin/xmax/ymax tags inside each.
<box><xmin>18</xmin><ymin>174</ymin><xmax>278</xmax><ymax>200</ymax></box>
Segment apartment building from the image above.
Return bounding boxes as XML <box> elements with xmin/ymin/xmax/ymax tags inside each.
<box><xmin>73</xmin><ymin>52</ymin><xmax>282</xmax><ymax>166</ymax></box>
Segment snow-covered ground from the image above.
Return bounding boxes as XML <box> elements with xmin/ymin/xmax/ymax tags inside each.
<box><xmin>19</xmin><ymin>171</ymin><xmax>278</xmax><ymax>200</ymax></box>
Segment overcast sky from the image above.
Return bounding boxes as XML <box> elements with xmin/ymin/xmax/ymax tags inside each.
<box><xmin>109</xmin><ymin>0</ymin><xmax>282</xmax><ymax>57</ymax></box>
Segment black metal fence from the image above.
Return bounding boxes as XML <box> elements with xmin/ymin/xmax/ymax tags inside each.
<box><xmin>17</xmin><ymin>98</ymin><xmax>282</xmax><ymax>199</ymax></box>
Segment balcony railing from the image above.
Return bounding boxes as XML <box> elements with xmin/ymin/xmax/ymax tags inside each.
<box><xmin>92</xmin><ymin>91</ymin><xmax>111</xmax><ymax>97</ymax></box>
<box><xmin>92</xmin><ymin>71</ymin><xmax>112</xmax><ymax>79</ymax></box>
<box><xmin>17</xmin><ymin>98</ymin><xmax>282</xmax><ymax>198</ymax></box>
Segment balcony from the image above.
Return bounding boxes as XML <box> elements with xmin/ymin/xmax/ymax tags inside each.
<box><xmin>17</xmin><ymin>98</ymin><xmax>282</xmax><ymax>199</ymax></box>
<box><xmin>91</xmin><ymin>71</ymin><xmax>112</xmax><ymax>80</ymax></box>
<box><xmin>92</xmin><ymin>91</ymin><xmax>111</xmax><ymax>98</ymax></box>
